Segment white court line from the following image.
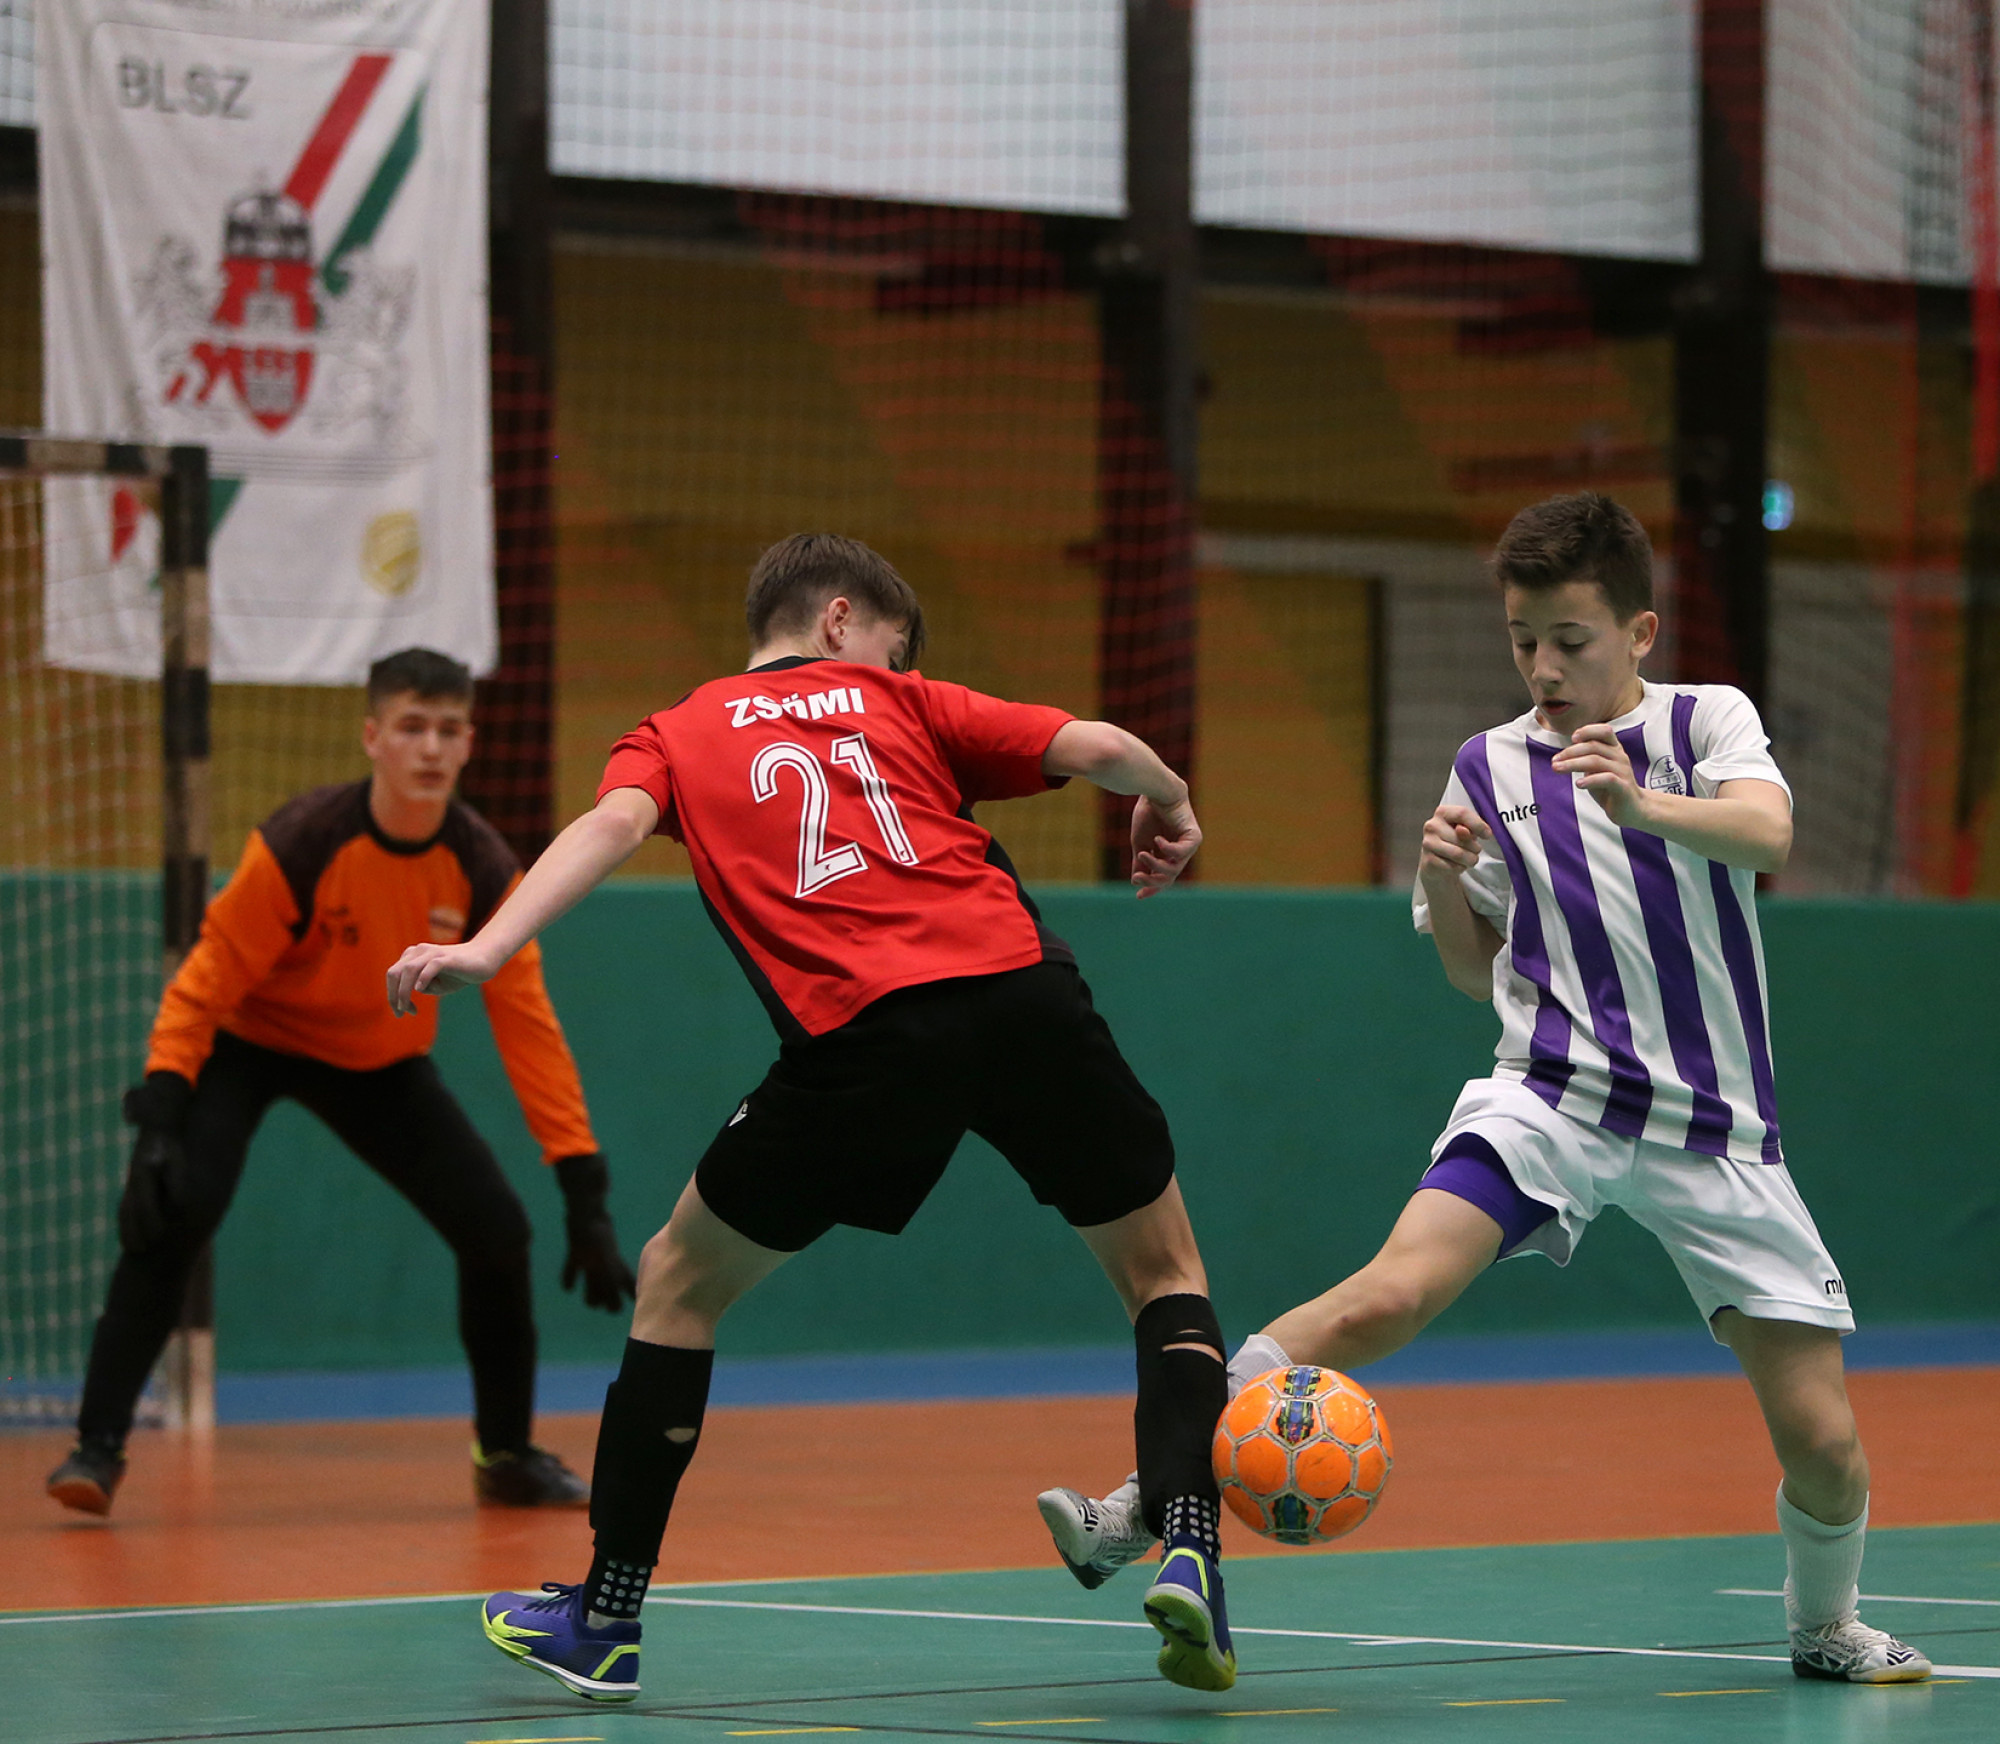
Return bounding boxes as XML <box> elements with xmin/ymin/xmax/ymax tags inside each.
<box><xmin>1720</xmin><ymin>1588</ymin><xmax>2000</xmax><ymax>1609</ymax></box>
<box><xmin>7</xmin><ymin>1588</ymin><xmax>1998</xmax><ymax>1680</ymax></box>
<box><xmin>0</xmin><ymin>1568</ymin><xmax>835</xmax><ymax>1628</ymax></box>
<box><xmin>644</xmin><ymin>1594</ymin><xmax>2000</xmax><ymax>1680</ymax></box>
<box><xmin>0</xmin><ymin>1592</ymin><xmax>484</xmax><ymax>1627</ymax></box>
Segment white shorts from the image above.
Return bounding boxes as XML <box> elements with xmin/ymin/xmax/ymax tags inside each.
<box><xmin>1431</xmin><ymin>1076</ymin><xmax>1854</xmax><ymax>1341</ymax></box>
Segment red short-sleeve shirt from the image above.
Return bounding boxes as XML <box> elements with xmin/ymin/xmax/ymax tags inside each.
<box><xmin>598</xmin><ymin>658</ymin><xmax>1075</xmax><ymax>1037</ymax></box>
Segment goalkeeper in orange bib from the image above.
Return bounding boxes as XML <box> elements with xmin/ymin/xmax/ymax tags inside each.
<box><xmin>44</xmin><ymin>648</ymin><xmax>636</xmax><ymax>1517</ymax></box>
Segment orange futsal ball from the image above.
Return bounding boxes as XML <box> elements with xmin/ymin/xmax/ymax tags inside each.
<box><xmin>1211</xmin><ymin>1365</ymin><xmax>1393</xmax><ymax>1545</ymax></box>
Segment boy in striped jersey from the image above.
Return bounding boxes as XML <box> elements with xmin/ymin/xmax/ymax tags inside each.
<box><xmin>1041</xmin><ymin>493</ymin><xmax>1929</xmax><ymax>1686</ymax></box>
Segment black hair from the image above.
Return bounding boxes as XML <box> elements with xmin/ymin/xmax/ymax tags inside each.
<box><xmin>745</xmin><ymin>533</ymin><xmax>926</xmax><ymax>668</ymax></box>
<box><xmin>1492</xmin><ymin>492</ymin><xmax>1655</xmax><ymax>622</ymax></box>
<box><xmin>365</xmin><ymin>647</ymin><xmax>474</xmax><ymax>710</ymax></box>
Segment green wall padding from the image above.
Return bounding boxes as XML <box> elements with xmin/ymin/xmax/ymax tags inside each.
<box><xmin>201</xmin><ymin>884</ymin><xmax>2000</xmax><ymax>1372</ymax></box>
<box><xmin>1</xmin><ymin>872</ymin><xmax>162</xmax><ymax>1386</ymax></box>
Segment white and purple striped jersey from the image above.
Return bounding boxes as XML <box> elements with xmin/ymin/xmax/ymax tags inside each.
<box><xmin>1413</xmin><ymin>682</ymin><xmax>1791</xmax><ymax>1165</ymax></box>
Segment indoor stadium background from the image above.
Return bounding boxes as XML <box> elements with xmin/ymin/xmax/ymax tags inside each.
<box><xmin>7</xmin><ymin>0</ymin><xmax>1996</xmax><ymax>1393</ymax></box>
<box><xmin>2</xmin><ymin>7</ymin><xmax>1998</xmax><ymax>1732</ymax></box>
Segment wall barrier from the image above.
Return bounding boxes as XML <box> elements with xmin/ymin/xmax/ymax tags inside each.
<box><xmin>198</xmin><ymin>883</ymin><xmax>2000</xmax><ymax>1372</ymax></box>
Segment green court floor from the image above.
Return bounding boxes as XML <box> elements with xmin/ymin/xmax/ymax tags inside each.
<box><xmin>7</xmin><ymin>1527</ymin><xmax>1997</xmax><ymax>1744</ymax></box>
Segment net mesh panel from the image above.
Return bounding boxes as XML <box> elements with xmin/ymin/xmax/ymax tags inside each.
<box><xmin>1192</xmin><ymin>0</ymin><xmax>1698</xmax><ymax>261</ymax></box>
<box><xmin>1765</xmin><ymin>0</ymin><xmax>1984</xmax><ymax>895</ymax></box>
<box><xmin>546</xmin><ymin>3</ymin><xmax>1119</xmax><ymax>884</ymax></box>
<box><xmin>548</xmin><ymin>212</ymin><xmax>1686</xmax><ymax>888</ymax></box>
<box><xmin>0</xmin><ymin>558</ymin><xmax>361</xmax><ymax>1425</ymax></box>
<box><xmin>0</xmin><ymin>1</ymin><xmax>30</xmax><ymax>131</ymax></box>
<box><xmin>537</xmin><ymin>0</ymin><xmax>2000</xmax><ymax>896</ymax></box>
<box><xmin>7</xmin><ymin>0</ymin><xmax>2000</xmax><ymax>1415</ymax></box>
<box><xmin>1765</xmin><ymin>273</ymin><xmax>1970</xmax><ymax>896</ymax></box>
<box><xmin>465</xmin><ymin>317</ymin><xmax>558</xmax><ymax>861</ymax></box>
<box><xmin>544</xmin><ymin>2</ymin><xmax>1697</xmax><ymax>888</ymax></box>
<box><xmin>0</xmin><ymin>185</ymin><xmax>146</xmax><ymax>1421</ymax></box>
<box><xmin>548</xmin><ymin>0</ymin><xmax>1121</xmax><ymax>215</ymax></box>
<box><xmin>0</xmin><ymin>481</ymin><xmax>160</xmax><ymax>1423</ymax></box>
<box><xmin>0</xmin><ymin>198</ymin><xmax>360</xmax><ymax>1421</ymax></box>
<box><xmin>1198</xmin><ymin>236</ymin><xmax>1675</xmax><ymax>882</ymax></box>
<box><xmin>552</xmin><ymin>195</ymin><xmax>1105</xmax><ymax>882</ymax></box>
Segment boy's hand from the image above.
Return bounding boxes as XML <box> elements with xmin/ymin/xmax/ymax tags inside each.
<box><xmin>1419</xmin><ymin>804</ymin><xmax>1491</xmax><ymax>883</ymax></box>
<box><xmin>554</xmin><ymin>1153</ymin><xmax>638</xmax><ymax>1313</ymax></box>
<box><xmin>117</xmin><ymin>1072</ymin><xmax>194</xmax><ymax>1253</ymax></box>
<box><xmin>1552</xmin><ymin>722</ymin><xmax>1645</xmax><ymax>825</ymax></box>
<box><xmin>1131</xmin><ymin>795</ymin><xmax>1201</xmax><ymax>897</ymax></box>
<box><xmin>387</xmin><ymin>940</ymin><xmax>501</xmax><ymax>1016</ymax></box>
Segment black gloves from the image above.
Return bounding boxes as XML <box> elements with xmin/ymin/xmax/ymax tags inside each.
<box><xmin>554</xmin><ymin>1151</ymin><xmax>637</xmax><ymax>1313</ymax></box>
<box><xmin>118</xmin><ymin>1071</ymin><xmax>195</xmax><ymax>1253</ymax></box>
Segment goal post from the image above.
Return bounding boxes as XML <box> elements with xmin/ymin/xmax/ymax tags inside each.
<box><xmin>0</xmin><ymin>433</ymin><xmax>213</xmax><ymax>1431</ymax></box>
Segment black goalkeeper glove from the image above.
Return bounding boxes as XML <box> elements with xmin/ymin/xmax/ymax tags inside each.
<box><xmin>118</xmin><ymin>1071</ymin><xmax>195</xmax><ymax>1254</ymax></box>
<box><xmin>554</xmin><ymin>1151</ymin><xmax>637</xmax><ymax>1313</ymax></box>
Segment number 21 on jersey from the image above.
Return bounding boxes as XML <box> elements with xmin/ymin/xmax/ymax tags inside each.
<box><xmin>751</xmin><ymin>733</ymin><xmax>919</xmax><ymax>897</ymax></box>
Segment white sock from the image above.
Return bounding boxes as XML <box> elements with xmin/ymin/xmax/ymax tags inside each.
<box><xmin>1777</xmin><ymin>1482</ymin><xmax>1867</xmax><ymax>1632</ymax></box>
<box><xmin>1226</xmin><ymin>1331</ymin><xmax>1293</xmax><ymax>1400</ymax></box>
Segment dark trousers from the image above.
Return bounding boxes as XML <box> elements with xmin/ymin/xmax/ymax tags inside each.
<box><xmin>78</xmin><ymin>1031</ymin><xmax>538</xmax><ymax>1452</ymax></box>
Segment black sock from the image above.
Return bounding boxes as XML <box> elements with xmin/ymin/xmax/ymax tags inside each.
<box><xmin>582</xmin><ymin>1556</ymin><xmax>651</xmax><ymax>1624</ymax></box>
<box><xmin>459</xmin><ymin>1257</ymin><xmax>537</xmax><ymax>1457</ymax></box>
<box><xmin>1132</xmin><ymin>1292</ymin><xmax>1226</xmax><ymax>1540</ymax></box>
<box><xmin>581</xmin><ymin>1338</ymin><xmax>714</xmax><ymax>1620</ymax></box>
<box><xmin>1161</xmin><ymin>1493</ymin><xmax>1222</xmax><ymax>1560</ymax></box>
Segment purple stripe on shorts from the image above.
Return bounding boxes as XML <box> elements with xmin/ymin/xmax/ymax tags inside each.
<box><xmin>1527</xmin><ymin>739</ymin><xmax>1653</xmax><ymax>1135</ymax></box>
<box><xmin>1708</xmin><ymin>861</ymin><xmax>1785</xmax><ymax>1162</ymax></box>
<box><xmin>1615</xmin><ymin>723</ymin><xmax>1735</xmax><ymax>1157</ymax></box>
<box><xmin>1453</xmin><ymin>736</ymin><xmax>1574</xmax><ymax>1105</ymax></box>
<box><xmin>1669</xmin><ymin>691</ymin><xmax>1698</xmax><ymax>790</ymax></box>
<box><xmin>1422</xmin><ymin>1133</ymin><xmax>1558</xmax><ymax>1256</ymax></box>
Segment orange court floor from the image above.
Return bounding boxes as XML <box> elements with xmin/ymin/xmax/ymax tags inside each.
<box><xmin>4</xmin><ymin>1364</ymin><xmax>1997</xmax><ymax>1612</ymax></box>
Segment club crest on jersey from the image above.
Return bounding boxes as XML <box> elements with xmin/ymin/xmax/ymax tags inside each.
<box><xmin>1645</xmin><ymin>754</ymin><xmax>1688</xmax><ymax>796</ymax></box>
<box><xmin>725</xmin><ymin>686</ymin><xmax>867</xmax><ymax>729</ymax></box>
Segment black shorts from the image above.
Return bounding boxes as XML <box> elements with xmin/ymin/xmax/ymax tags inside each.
<box><xmin>695</xmin><ymin>962</ymin><xmax>1175</xmax><ymax>1252</ymax></box>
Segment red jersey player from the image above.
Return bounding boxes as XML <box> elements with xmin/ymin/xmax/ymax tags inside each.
<box><xmin>388</xmin><ymin>535</ymin><xmax>1235</xmax><ymax>1704</ymax></box>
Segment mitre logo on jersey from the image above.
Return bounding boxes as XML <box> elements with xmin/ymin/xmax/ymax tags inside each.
<box><xmin>1645</xmin><ymin>754</ymin><xmax>1688</xmax><ymax>796</ymax></box>
<box><xmin>133</xmin><ymin>55</ymin><xmax>417</xmax><ymax>441</ymax></box>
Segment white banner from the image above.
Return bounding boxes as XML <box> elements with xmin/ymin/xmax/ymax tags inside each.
<box><xmin>546</xmin><ymin>0</ymin><xmax>1696</xmax><ymax>262</ymax></box>
<box><xmin>40</xmin><ymin>0</ymin><xmax>493</xmax><ymax>682</ymax></box>
<box><xmin>1767</xmin><ymin>0</ymin><xmax>1988</xmax><ymax>284</ymax></box>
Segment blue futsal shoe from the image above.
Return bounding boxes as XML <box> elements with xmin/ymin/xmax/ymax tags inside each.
<box><xmin>481</xmin><ymin>1582</ymin><xmax>641</xmax><ymax>1702</ymax></box>
<box><xmin>1143</xmin><ymin>1540</ymin><xmax>1237</xmax><ymax>1692</ymax></box>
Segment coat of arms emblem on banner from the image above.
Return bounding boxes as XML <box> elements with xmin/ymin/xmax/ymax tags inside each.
<box><xmin>130</xmin><ymin>54</ymin><xmax>418</xmax><ymax>442</ymax></box>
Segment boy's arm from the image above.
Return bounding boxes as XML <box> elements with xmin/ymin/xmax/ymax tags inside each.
<box><xmin>1417</xmin><ymin>805</ymin><xmax>1505</xmax><ymax>999</ymax></box>
<box><xmin>386</xmin><ymin>786</ymin><xmax>659</xmax><ymax>1014</ymax></box>
<box><xmin>1553</xmin><ymin>723</ymin><xmax>1792</xmax><ymax>872</ymax></box>
<box><xmin>148</xmin><ymin>831</ymin><xmax>301</xmax><ymax>1083</ymax></box>
<box><xmin>480</xmin><ymin>933</ymin><xmax>599</xmax><ymax>1161</ymax></box>
<box><xmin>919</xmin><ymin>682</ymin><xmax>1196</xmax><ymax>895</ymax></box>
<box><xmin>1043</xmin><ymin>719</ymin><xmax>1200</xmax><ymax>896</ymax></box>
<box><xmin>480</xmin><ymin>943</ymin><xmax>637</xmax><ymax>1313</ymax></box>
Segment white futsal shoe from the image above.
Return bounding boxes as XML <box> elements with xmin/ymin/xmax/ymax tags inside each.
<box><xmin>1038</xmin><ymin>1476</ymin><xmax>1158</xmax><ymax>1590</ymax></box>
<box><xmin>1789</xmin><ymin>1616</ymin><xmax>1932</xmax><ymax>1683</ymax></box>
